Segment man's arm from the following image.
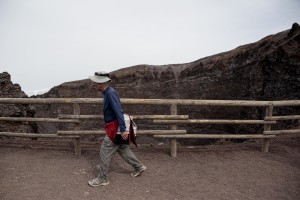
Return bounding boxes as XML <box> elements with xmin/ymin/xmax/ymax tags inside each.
<box><xmin>107</xmin><ymin>90</ymin><xmax>126</xmax><ymax>133</ymax></box>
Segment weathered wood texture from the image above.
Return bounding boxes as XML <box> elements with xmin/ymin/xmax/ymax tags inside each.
<box><xmin>154</xmin><ymin>134</ymin><xmax>276</xmax><ymax>139</ymax></box>
<box><xmin>153</xmin><ymin>119</ymin><xmax>276</xmax><ymax>124</ymax></box>
<box><xmin>0</xmin><ymin>117</ymin><xmax>78</xmax><ymax>123</ymax></box>
<box><xmin>0</xmin><ymin>98</ymin><xmax>299</xmax><ymax>107</ymax></box>
<box><xmin>264</xmin><ymin>129</ymin><xmax>300</xmax><ymax>135</ymax></box>
<box><xmin>73</xmin><ymin>103</ymin><xmax>81</xmax><ymax>156</ymax></box>
<box><xmin>170</xmin><ymin>104</ymin><xmax>178</xmax><ymax>157</ymax></box>
<box><xmin>58</xmin><ymin>114</ymin><xmax>189</xmax><ymax>120</ymax></box>
<box><xmin>57</xmin><ymin>130</ymin><xmax>187</xmax><ymax>135</ymax></box>
<box><xmin>265</xmin><ymin>115</ymin><xmax>300</xmax><ymax>121</ymax></box>
<box><xmin>0</xmin><ymin>132</ymin><xmax>79</xmax><ymax>138</ymax></box>
<box><xmin>262</xmin><ymin>106</ymin><xmax>273</xmax><ymax>152</ymax></box>
<box><xmin>0</xmin><ymin>98</ymin><xmax>299</xmax><ymax>157</ymax></box>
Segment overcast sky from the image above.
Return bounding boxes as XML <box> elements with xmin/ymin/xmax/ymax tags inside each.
<box><xmin>0</xmin><ymin>0</ymin><xmax>299</xmax><ymax>95</ymax></box>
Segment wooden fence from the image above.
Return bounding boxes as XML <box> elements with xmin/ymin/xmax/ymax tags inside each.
<box><xmin>0</xmin><ymin>98</ymin><xmax>299</xmax><ymax>157</ymax></box>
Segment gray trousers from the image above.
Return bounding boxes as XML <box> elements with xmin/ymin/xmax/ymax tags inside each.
<box><xmin>97</xmin><ymin>135</ymin><xmax>144</xmax><ymax>181</ymax></box>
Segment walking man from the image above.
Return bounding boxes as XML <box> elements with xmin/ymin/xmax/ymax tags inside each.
<box><xmin>88</xmin><ymin>71</ymin><xmax>146</xmax><ymax>186</ymax></box>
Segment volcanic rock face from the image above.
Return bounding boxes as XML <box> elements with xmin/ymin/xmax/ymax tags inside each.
<box><xmin>36</xmin><ymin>23</ymin><xmax>300</xmax><ymax>136</ymax></box>
<box><xmin>111</xmin><ymin>24</ymin><xmax>300</xmax><ymax>101</ymax></box>
<box><xmin>0</xmin><ymin>72</ymin><xmax>37</xmax><ymax>133</ymax></box>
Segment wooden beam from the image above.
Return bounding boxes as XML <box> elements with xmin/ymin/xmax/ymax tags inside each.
<box><xmin>171</xmin><ymin>139</ymin><xmax>177</xmax><ymax>157</ymax></box>
<box><xmin>265</xmin><ymin>115</ymin><xmax>300</xmax><ymax>121</ymax></box>
<box><xmin>0</xmin><ymin>117</ymin><xmax>79</xmax><ymax>123</ymax></box>
<box><xmin>74</xmin><ymin>137</ymin><xmax>81</xmax><ymax>156</ymax></box>
<box><xmin>120</xmin><ymin>99</ymin><xmax>273</xmax><ymax>106</ymax></box>
<box><xmin>57</xmin><ymin>129</ymin><xmax>187</xmax><ymax>135</ymax></box>
<box><xmin>153</xmin><ymin>134</ymin><xmax>276</xmax><ymax>139</ymax></box>
<box><xmin>264</xmin><ymin>129</ymin><xmax>300</xmax><ymax>135</ymax></box>
<box><xmin>73</xmin><ymin>103</ymin><xmax>81</xmax><ymax>156</ymax></box>
<box><xmin>0</xmin><ymin>98</ymin><xmax>102</xmax><ymax>104</ymax></box>
<box><xmin>262</xmin><ymin>105</ymin><xmax>273</xmax><ymax>153</ymax></box>
<box><xmin>59</xmin><ymin>115</ymin><xmax>104</xmax><ymax>119</ymax></box>
<box><xmin>153</xmin><ymin>119</ymin><xmax>276</xmax><ymax>124</ymax></box>
<box><xmin>0</xmin><ymin>132</ymin><xmax>79</xmax><ymax>138</ymax></box>
<box><xmin>0</xmin><ymin>98</ymin><xmax>299</xmax><ymax>107</ymax></box>
<box><xmin>0</xmin><ymin>98</ymin><xmax>273</xmax><ymax>106</ymax></box>
<box><xmin>58</xmin><ymin>114</ymin><xmax>189</xmax><ymax>120</ymax></box>
<box><xmin>170</xmin><ymin>104</ymin><xmax>178</xmax><ymax>158</ymax></box>
<box><xmin>57</xmin><ymin>130</ymin><xmax>106</xmax><ymax>135</ymax></box>
<box><xmin>272</xmin><ymin>100</ymin><xmax>300</xmax><ymax>106</ymax></box>
<box><xmin>135</xmin><ymin>115</ymin><xmax>189</xmax><ymax>120</ymax></box>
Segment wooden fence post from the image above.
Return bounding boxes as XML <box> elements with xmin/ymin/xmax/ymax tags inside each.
<box><xmin>170</xmin><ymin>104</ymin><xmax>178</xmax><ymax>157</ymax></box>
<box><xmin>262</xmin><ymin>105</ymin><xmax>273</xmax><ymax>152</ymax></box>
<box><xmin>73</xmin><ymin>103</ymin><xmax>81</xmax><ymax>156</ymax></box>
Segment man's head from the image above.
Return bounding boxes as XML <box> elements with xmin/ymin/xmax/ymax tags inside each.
<box><xmin>89</xmin><ymin>71</ymin><xmax>111</xmax><ymax>92</ymax></box>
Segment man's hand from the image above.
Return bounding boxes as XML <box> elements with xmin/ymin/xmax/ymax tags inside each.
<box><xmin>121</xmin><ymin>131</ymin><xmax>129</xmax><ymax>140</ymax></box>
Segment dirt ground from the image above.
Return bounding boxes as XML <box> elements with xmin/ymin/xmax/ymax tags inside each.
<box><xmin>0</xmin><ymin>134</ymin><xmax>299</xmax><ymax>200</ymax></box>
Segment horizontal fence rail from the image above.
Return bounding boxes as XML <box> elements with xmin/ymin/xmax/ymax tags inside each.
<box><xmin>58</xmin><ymin>114</ymin><xmax>189</xmax><ymax>120</ymax></box>
<box><xmin>265</xmin><ymin>115</ymin><xmax>300</xmax><ymax>121</ymax></box>
<box><xmin>0</xmin><ymin>117</ymin><xmax>79</xmax><ymax>123</ymax></box>
<box><xmin>0</xmin><ymin>132</ymin><xmax>79</xmax><ymax>138</ymax></box>
<box><xmin>154</xmin><ymin>134</ymin><xmax>276</xmax><ymax>139</ymax></box>
<box><xmin>0</xmin><ymin>98</ymin><xmax>299</xmax><ymax>106</ymax></box>
<box><xmin>263</xmin><ymin>129</ymin><xmax>300</xmax><ymax>135</ymax></box>
<box><xmin>57</xmin><ymin>130</ymin><xmax>187</xmax><ymax>135</ymax></box>
<box><xmin>153</xmin><ymin>119</ymin><xmax>277</xmax><ymax>124</ymax></box>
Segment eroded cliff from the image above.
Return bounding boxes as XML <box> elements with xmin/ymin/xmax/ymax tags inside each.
<box><xmin>0</xmin><ymin>72</ymin><xmax>37</xmax><ymax>133</ymax></box>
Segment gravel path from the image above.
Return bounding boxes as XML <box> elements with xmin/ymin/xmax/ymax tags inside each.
<box><xmin>0</xmin><ymin>135</ymin><xmax>299</xmax><ymax>200</ymax></box>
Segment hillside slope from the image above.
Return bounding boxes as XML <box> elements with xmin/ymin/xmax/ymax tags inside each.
<box><xmin>35</xmin><ymin>23</ymin><xmax>300</xmax><ymax>136</ymax></box>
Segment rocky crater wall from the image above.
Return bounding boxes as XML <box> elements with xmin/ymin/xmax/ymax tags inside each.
<box><xmin>0</xmin><ymin>72</ymin><xmax>37</xmax><ymax>133</ymax></box>
<box><xmin>1</xmin><ymin>24</ymin><xmax>299</xmax><ymax>143</ymax></box>
<box><xmin>34</xmin><ymin>23</ymin><xmax>300</xmax><ymax>139</ymax></box>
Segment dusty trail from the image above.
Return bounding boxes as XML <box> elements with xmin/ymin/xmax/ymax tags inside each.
<box><xmin>0</xmin><ymin>135</ymin><xmax>299</xmax><ymax>200</ymax></box>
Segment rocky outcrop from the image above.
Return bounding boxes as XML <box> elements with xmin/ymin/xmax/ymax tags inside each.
<box><xmin>36</xmin><ymin>23</ymin><xmax>300</xmax><ymax>137</ymax></box>
<box><xmin>0</xmin><ymin>72</ymin><xmax>37</xmax><ymax>133</ymax></box>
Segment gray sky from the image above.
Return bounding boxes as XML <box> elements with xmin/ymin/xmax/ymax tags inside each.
<box><xmin>0</xmin><ymin>0</ymin><xmax>299</xmax><ymax>94</ymax></box>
